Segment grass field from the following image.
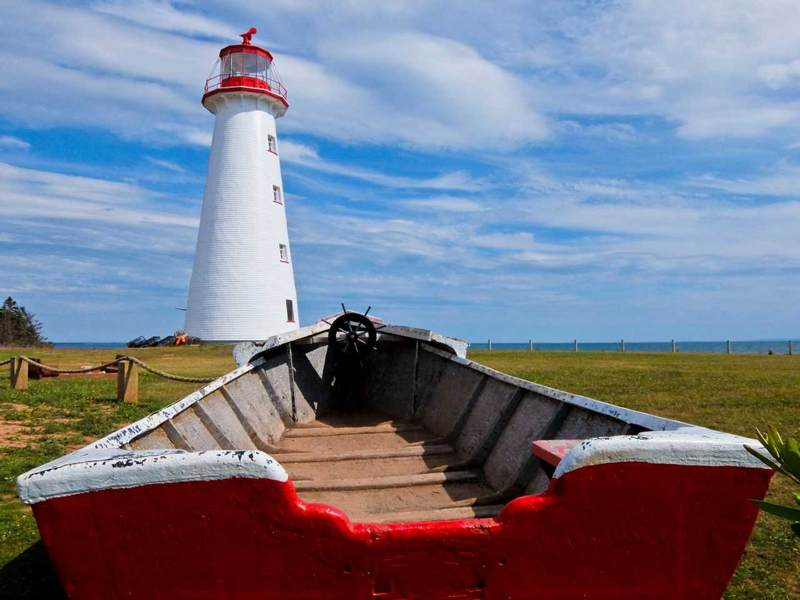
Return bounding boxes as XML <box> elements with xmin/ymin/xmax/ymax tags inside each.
<box><xmin>0</xmin><ymin>346</ymin><xmax>798</xmax><ymax>599</ymax></box>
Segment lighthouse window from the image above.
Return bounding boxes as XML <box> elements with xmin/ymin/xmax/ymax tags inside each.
<box><xmin>268</xmin><ymin>135</ymin><xmax>277</xmax><ymax>154</ymax></box>
<box><xmin>244</xmin><ymin>53</ymin><xmax>259</xmax><ymax>76</ymax></box>
<box><xmin>279</xmin><ymin>244</ymin><xmax>289</xmax><ymax>262</ymax></box>
<box><xmin>286</xmin><ymin>300</ymin><xmax>295</xmax><ymax>323</ymax></box>
<box><xmin>257</xmin><ymin>54</ymin><xmax>268</xmax><ymax>79</ymax></box>
<box><xmin>231</xmin><ymin>52</ymin><xmax>244</xmax><ymax>76</ymax></box>
<box><xmin>221</xmin><ymin>54</ymin><xmax>232</xmax><ymax>79</ymax></box>
<box><xmin>273</xmin><ymin>185</ymin><xmax>282</xmax><ymax>204</ymax></box>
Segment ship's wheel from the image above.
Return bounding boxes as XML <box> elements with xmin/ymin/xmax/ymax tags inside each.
<box><xmin>328</xmin><ymin>311</ymin><xmax>377</xmax><ymax>361</ymax></box>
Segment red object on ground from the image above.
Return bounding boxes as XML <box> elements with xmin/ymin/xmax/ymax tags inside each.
<box><xmin>532</xmin><ymin>439</ymin><xmax>582</xmax><ymax>467</ymax></box>
<box><xmin>27</xmin><ymin>358</ymin><xmax>58</xmax><ymax>379</ymax></box>
<box><xmin>34</xmin><ymin>461</ymin><xmax>770</xmax><ymax>600</ymax></box>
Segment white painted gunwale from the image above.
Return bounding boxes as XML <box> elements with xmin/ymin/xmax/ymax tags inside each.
<box><xmin>553</xmin><ymin>429</ymin><xmax>770</xmax><ymax>478</ymax></box>
<box><xmin>17</xmin><ymin>449</ymin><xmax>288</xmax><ymax>505</ymax></box>
<box><xmin>16</xmin><ymin>321</ymin><xmax>768</xmax><ymax>505</ymax></box>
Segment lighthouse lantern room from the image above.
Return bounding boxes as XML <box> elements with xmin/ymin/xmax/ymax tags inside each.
<box><xmin>185</xmin><ymin>28</ymin><xmax>298</xmax><ymax>342</ymax></box>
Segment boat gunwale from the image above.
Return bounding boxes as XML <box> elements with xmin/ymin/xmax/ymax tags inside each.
<box><xmin>15</xmin><ymin>319</ymin><xmax>770</xmax><ymax>507</ymax></box>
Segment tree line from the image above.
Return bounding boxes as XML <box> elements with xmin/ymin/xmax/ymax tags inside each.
<box><xmin>0</xmin><ymin>297</ymin><xmax>48</xmax><ymax>346</ymax></box>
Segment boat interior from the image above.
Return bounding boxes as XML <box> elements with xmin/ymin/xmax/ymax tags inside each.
<box><xmin>121</xmin><ymin>318</ymin><xmax>671</xmax><ymax>523</ymax></box>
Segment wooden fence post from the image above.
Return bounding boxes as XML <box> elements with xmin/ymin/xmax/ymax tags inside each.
<box><xmin>10</xmin><ymin>357</ymin><xmax>28</xmax><ymax>390</ymax></box>
<box><xmin>790</xmin><ymin>340</ymin><xmax>793</xmax><ymax>356</ymax></box>
<box><xmin>672</xmin><ymin>340</ymin><xmax>676</xmax><ymax>353</ymax></box>
<box><xmin>574</xmin><ymin>339</ymin><xmax>578</xmax><ymax>352</ymax></box>
<box><xmin>529</xmin><ymin>339</ymin><xmax>533</xmax><ymax>351</ymax></box>
<box><xmin>621</xmin><ymin>339</ymin><xmax>625</xmax><ymax>353</ymax></box>
<box><xmin>727</xmin><ymin>340</ymin><xmax>731</xmax><ymax>355</ymax></box>
<box><xmin>116</xmin><ymin>355</ymin><xmax>139</xmax><ymax>403</ymax></box>
<box><xmin>487</xmin><ymin>339</ymin><xmax>492</xmax><ymax>351</ymax></box>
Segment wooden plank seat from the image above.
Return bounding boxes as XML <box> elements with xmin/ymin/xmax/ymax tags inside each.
<box><xmin>532</xmin><ymin>439</ymin><xmax>583</xmax><ymax>468</ymax></box>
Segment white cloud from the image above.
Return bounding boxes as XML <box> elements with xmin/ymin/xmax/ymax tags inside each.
<box><xmin>758</xmin><ymin>60</ymin><xmax>800</xmax><ymax>89</ymax></box>
<box><xmin>0</xmin><ymin>162</ymin><xmax>197</xmax><ymax>228</ymax></box>
<box><xmin>321</xmin><ymin>31</ymin><xmax>549</xmax><ymax>148</ymax></box>
<box><xmin>0</xmin><ymin>135</ymin><xmax>30</xmax><ymax>150</ymax></box>
<box><xmin>675</xmin><ymin>103</ymin><xmax>798</xmax><ymax>140</ymax></box>
<box><xmin>92</xmin><ymin>0</ymin><xmax>240</xmax><ymax>40</ymax></box>
<box><xmin>279</xmin><ymin>140</ymin><xmax>320</xmax><ymax>162</ymax></box>
<box><xmin>690</xmin><ymin>161</ymin><xmax>800</xmax><ymax>197</ymax></box>
<box><xmin>539</xmin><ymin>0</ymin><xmax>800</xmax><ymax>139</ymax></box>
<box><xmin>0</xmin><ymin>1</ymin><xmax>551</xmax><ymax>151</ymax></box>
<box><xmin>281</xmin><ymin>140</ymin><xmax>482</xmax><ymax>190</ymax></box>
<box><xmin>557</xmin><ymin>121</ymin><xmax>640</xmax><ymax>142</ymax></box>
<box><xmin>407</xmin><ymin>197</ymin><xmax>484</xmax><ymax>212</ymax></box>
<box><xmin>146</xmin><ymin>157</ymin><xmax>187</xmax><ymax>173</ymax></box>
<box><xmin>3</xmin><ymin>0</ymin><xmax>800</xmax><ymax>150</ymax></box>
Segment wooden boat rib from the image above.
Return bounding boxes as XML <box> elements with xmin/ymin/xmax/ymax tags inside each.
<box><xmin>17</xmin><ymin>313</ymin><xmax>773</xmax><ymax>599</ymax></box>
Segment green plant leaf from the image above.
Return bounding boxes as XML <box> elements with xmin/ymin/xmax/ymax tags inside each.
<box><xmin>780</xmin><ymin>437</ymin><xmax>800</xmax><ymax>477</ymax></box>
<box><xmin>769</xmin><ymin>425</ymin><xmax>784</xmax><ymax>447</ymax></box>
<box><xmin>745</xmin><ymin>444</ymin><xmax>785</xmax><ymax>473</ymax></box>
<box><xmin>755</xmin><ymin>428</ymin><xmax>775</xmax><ymax>459</ymax></box>
<box><xmin>753</xmin><ymin>500</ymin><xmax>800</xmax><ymax>522</ymax></box>
<box><xmin>766</xmin><ymin>426</ymin><xmax>784</xmax><ymax>461</ymax></box>
<box><xmin>793</xmin><ymin>492</ymin><xmax>800</xmax><ymax>507</ymax></box>
<box><xmin>758</xmin><ymin>427</ymin><xmax>781</xmax><ymax>463</ymax></box>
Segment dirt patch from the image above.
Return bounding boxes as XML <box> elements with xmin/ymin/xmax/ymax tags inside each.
<box><xmin>0</xmin><ymin>421</ymin><xmax>35</xmax><ymax>449</ymax></box>
<box><xmin>0</xmin><ymin>403</ymin><xmax>31</xmax><ymax>412</ymax></box>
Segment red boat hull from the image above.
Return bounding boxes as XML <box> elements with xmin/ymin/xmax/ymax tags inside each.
<box><xmin>34</xmin><ymin>460</ymin><xmax>770</xmax><ymax>600</ymax></box>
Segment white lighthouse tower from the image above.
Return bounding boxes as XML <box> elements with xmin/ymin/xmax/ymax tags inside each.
<box><xmin>185</xmin><ymin>28</ymin><xmax>299</xmax><ymax>342</ymax></box>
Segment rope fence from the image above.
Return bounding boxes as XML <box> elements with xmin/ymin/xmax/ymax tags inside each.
<box><xmin>3</xmin><ymin>355</ymin><xmax>219</xmax><ymax>402</ymax></box>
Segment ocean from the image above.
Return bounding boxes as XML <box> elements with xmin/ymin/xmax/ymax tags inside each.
<box><xmin>469</xmin><ymin>340</ymin><xmax>797</xmax><ymax>355</ymax></box>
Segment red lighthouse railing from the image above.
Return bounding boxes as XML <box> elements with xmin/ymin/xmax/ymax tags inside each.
<box><xmin>204</xmin><ymin>73</ymin><xmax>288</xmax><ymax>100</ymax></box>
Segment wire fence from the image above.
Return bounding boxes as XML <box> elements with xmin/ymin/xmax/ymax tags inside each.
<box><xmin>472</xmin><ymin>340</ymin><xmax>796</xmax><ymax>355</ymax></box>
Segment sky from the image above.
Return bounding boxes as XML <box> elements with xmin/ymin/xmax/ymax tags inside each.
<box><xmin>1</xmin><ymin>0</ymin><xmax>799</xmax><ymax>343</ymax></box>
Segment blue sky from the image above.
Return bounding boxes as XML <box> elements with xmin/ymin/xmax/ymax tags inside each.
<box><xmin>1</xmin><ymin>0</ymin><xmax>799</xmax><ymax>343</ymax></box>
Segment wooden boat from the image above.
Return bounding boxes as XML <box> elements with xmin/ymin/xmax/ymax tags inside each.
<box><xmin>17</xmin><ymin>312</ymin><xmax>772</xmax><ymax>599</ymax></box>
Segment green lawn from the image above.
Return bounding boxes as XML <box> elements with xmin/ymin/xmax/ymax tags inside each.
<box><xmin>0</xmin><ymin>347</ymin><xmax>797</xmax><ymax>598</ymax></box>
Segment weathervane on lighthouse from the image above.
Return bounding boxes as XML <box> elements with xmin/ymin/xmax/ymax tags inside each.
<box><xmin>185</xmin><ymin>28</ymin><xmax>299</xmax><ymax>342</ymax></box>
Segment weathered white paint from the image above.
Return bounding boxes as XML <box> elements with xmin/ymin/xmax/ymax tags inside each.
<box><xmin>17</xmin><ymin>448</ymin><xmax>288</xmax><ymax>505</ymax></box>
<box><xmin>232</xmin><ymin>316</ymin><xmax>469</xmax><ymax>366</ymax></box>
<box><xmin>185</xmin><ymin>89</ymin><xmax>298</xmax><ymax>342</ymax></box>
<box><xmin>553</xmin><ymin>428</ymin><xmax>770</xmax><ymax>478</ymax></box>
<box><xmin>91</xmin><ymin>362</ymin><xmax>256</xmax><ymax>450</ymax></box>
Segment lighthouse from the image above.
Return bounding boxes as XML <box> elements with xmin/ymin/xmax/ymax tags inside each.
<box><xmin>185</xmin><ymin>28</ymin><xmax>299</xmax><ymax>342</ymax></box>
